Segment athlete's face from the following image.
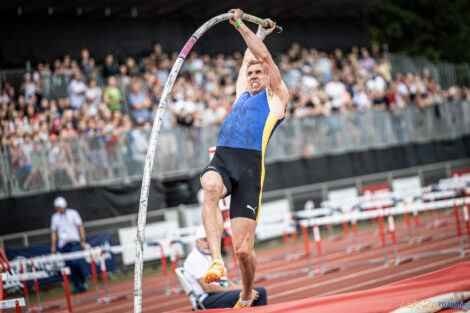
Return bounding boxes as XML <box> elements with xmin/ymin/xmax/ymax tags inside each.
<box><xmin>247</xmin><ymin>63</ymin><xmax>266</xmax><ymax>95</ymax></box>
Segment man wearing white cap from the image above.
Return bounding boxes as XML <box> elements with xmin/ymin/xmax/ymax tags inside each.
<box><xmin>183</xmin><ymin>226</ymin><xmax>267</xmax><ymax>309</ymax></box>
<box><xmin>50</xmin><ymin>196</ymin><xmax>88</xmax><ymax>293</ymax></box>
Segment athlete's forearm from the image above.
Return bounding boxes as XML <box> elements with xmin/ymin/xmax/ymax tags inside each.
<box><xmin>242</xmin><ymin>29</ymin><xmax>266</xmax><ymax>63</ymax></box>
<box><xmin>237</xmin><ymin>23</ymin><xmax>270</xmax><ymax>63</ymax></box>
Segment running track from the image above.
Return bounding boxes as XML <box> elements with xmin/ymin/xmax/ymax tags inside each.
<box><xmin>13</xmin><ymin>211</ymin><xmax>470</xmax><ymax>313</ymax></box>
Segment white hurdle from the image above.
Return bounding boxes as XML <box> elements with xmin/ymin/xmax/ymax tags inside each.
<box><xmin>1</xmin><ymin>273</ymin><xmax>26</xmax><ymax>313</ymax></box>
<box><xmin>0</xmin><ymin>298</ymin><xmax>25</xmax><ymax>312</ymax></box>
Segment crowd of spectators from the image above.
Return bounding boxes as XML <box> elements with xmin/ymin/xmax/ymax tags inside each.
<box><xmin>0</xmin><ymin>43</ymin><xmax>470</xmax><ymax>158</ymax></box>
<box><xmin>2</xmin><ymin>42</ymin><xmax>469</xmax><ymax>147</ymax></box>
<box><xmin>1</xmin><ymin>42</ymin><xmax>469</xmax><ymax>189</ymax></box>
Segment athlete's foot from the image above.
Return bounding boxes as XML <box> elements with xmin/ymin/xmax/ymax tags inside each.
<box><xmin>204</xmin><ymin>259</ymin><xmax>226</xmax><ymax>283</ymax></box>
<box><xmin>233</xmin><ymin>290</ymin><xmax>256</xmax><ymax>309</ymax></box>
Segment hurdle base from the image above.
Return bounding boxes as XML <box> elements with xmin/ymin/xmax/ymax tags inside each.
<box><xmin>321</xmin><ymin>267</ymin><xmax>340</xmax><ymax>275</ymax></box>
<box><xmin>328</xmin><ymin>236</ymin><xmax>343</xmax><ymax>242</ymax></box>
<box><xmin>293</xmin><ymin>253</ymin><xmax>309</xmax><ymax>260</ymax></box>
<box><xmin>36</xmin><ymin>303</ymin><xmax>61</xmax><ymax>312</ymax></box>
<box><xmin>107</xmin><ymin>294</ymin><xmax>130</xmax><ymax>303</ymax></box>
<box><xmin>357</xmin><ymin>243</ymin><xmax>374</xmax><ymax>251</ymax></box>
<box><xmin>420</xmin><ymin>236</ymin><xmax>433</xmax><ymax>243</ymax></box>
<box><xmin>434</xmin><ymin>220</ymin><xmax>448</xmax><ymax>228</ymax></box>
<box><xmin>29</xmin><ymin>306</ymin><xmax>43</xmax><ymax>313</ymax></box>
<box><xmin>395</xmin><ymin>257</ymin><xmax>413</xmax><ymax>266</ymax></box>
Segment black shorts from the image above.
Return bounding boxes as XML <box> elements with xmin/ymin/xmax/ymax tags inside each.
<box><xmin>201</xmin><ymin>146</ymin><xmax>263</xmax><ymax>221</ymax></box>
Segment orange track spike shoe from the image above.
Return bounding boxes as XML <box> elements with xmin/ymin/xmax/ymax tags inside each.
<box><xmin>204</xmin><ymin>259</ymin><xmax>226</xmax><ymax>283</ymax></box>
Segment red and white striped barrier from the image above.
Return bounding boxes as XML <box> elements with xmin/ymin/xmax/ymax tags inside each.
<box><xmin>30</xmin><ymin>261</ymin><xmax>42</xmax><ymax>312</ymax></box>
<box><xmin>300</xmin><ymin>222</ymin><xmax>313</xmax><ymax>276</ymax></box>
<box><xmin>388</xmin><ymin>212</ymin><xmax>397</xmax><ymax>258</ymax></box>
<box><xmin>169</xmin><ymin>241</ymin><xmax>182</xmax><ymax>294</ymax></box>
<box><xmin>99</xmin><ymin>251</ymin><xmax>110</xmax><ymax>303</ymax></box>
<box><xmin>387</xmin><ymin>213</ymin><xmax>412</xmax><ymax>265</ymax></box>
<box><xmin>89</xmin><ymin>252</ymin><xmax>101</xmax><ymax>303</ymax></box>
<box><xmin>61</xmin><ymin>269</ymin><xmax>72</xmax><ymax>313</ymax></box>
<box><xmin>463</xmin><ymin>202</ymin><xmax>470</xmax><ymax>245</ymax></box>
<box><xmin>453</xmin><ymin>202</ymin><xmax>465</xmax><ymax>257</ymax></box>
<box><xmin>312</xmin><ymin>223</ymin><xmax>322</xmax><ymax>274</ymax></box>
<box><xmin>19</xmin><ymin>263</ymin><xmax>30</xmax><ymax>312</ymax></box>
<box><xmin>377</xmin><ymin>208</ymin><xmax>389</xmax><ymax>265</ymax></box>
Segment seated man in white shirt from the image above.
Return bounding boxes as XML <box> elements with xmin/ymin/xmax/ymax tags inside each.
<box><xmin>184</xmin><ymin>227</ymin><xmax>267</xmax><ymax>309</ymax></box>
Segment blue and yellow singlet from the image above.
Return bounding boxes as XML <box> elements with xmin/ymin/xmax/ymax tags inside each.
<box><xmin>201</xmin><ymin>89</ymin><xmax>284</xmax><ymax>222</ymax></box>
<box><xmin>217</xmin><ymin>89</ymin><xmax>283</xmax><ymax>151</ymax></box>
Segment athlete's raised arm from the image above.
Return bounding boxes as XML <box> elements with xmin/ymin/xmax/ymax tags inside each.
<box><xmin>235</xmin><ymin>19</ymin><xmax>275</xmax><ymax>100</ymax></box>
<box><xmin>230</xmin><ymin>9</ymin><xmax>289</xmax><ymax>108</ymax></box>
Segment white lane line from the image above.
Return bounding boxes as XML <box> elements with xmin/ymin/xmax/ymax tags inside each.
<box><xmin>267</xmin><ymin>236</ymin><xmax>459</xmax><ymax>293</ymax></box>
<box><xmin>270</xmin><ymin>255</ymin><xmax>464</xmax><ymax>300</ymax></box>
<box><xmin>311</xmin><ymin>256</ymin><xmax>464</xmax><ymax>298</ymax></box>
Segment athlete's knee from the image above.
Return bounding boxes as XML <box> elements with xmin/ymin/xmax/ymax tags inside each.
<box><xmin>235</xmin><ymin>245</ymin><xmax>253</xmax><ymax>262</ymax></box>
<box><xmin>203</xmin><ymin>179</ymin><xmax>223</xmax><ymax>198</ymax></box>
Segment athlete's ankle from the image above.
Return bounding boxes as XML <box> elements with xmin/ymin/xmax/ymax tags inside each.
<box><xmin>212</xmin><ymin>258</ymin><xmax>224</xmax><ymax>264</ymax></box>
<box><xmin>239</xmin><ymin>290</ymin><xmax>254</xmax><ymax>304</ymax></box>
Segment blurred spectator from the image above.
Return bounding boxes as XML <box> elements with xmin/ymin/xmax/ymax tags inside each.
<box><xmin>7</xmin><ymin>132</ymin><xmax>39</xmax><ymax>190</ymax></box>
<box><xmin>85</xmin><ymin>78</ymin><xmax>102</xmax><ymax>116</ymax></box>
<box><xmin>325</xmin><ymin>74</ymin><xmax>346</xmax><ymax>112</ymax></box>
<box><xmin>47</xmin><ymin>133</ymin><xmax>78</xmax><ymax>185</ymax></box>
<box><xmin>128</xmin><ymin>81</ymin><xmax>151</xmax><ymax>123</ymax></box>
<box><xmin>116</xmin><ymin>64</ymin><xmax>130</xmax><ymax>91</ymax></box>
<box><xmin>200</xmin><ymin>97</ymin><xmax>226</xmax><ymax>126</ymax></box>
<box><xmin>103</xmin><ymin>76</ymin><xmax>122</xmax><ymax>111</ymax></box>
<box><xmin>80</xmin><ymin>49</ymin><xmax>92</xmax><ymax>80</ymax></box>
<box><xmin>126</xmin><ymin>57</ymin><xmax>139</xmax><ymax>77</ymax></box>
<box><xmin>352</xmin><ymin>85</ymin><xmax>371</xmax><ymax>111</ymax></box>
<box><xmin>128</xmin><ymin>120</ymin><xmax>148</xmax><ymax>173</ymax></box>
<box><xmin>360</xmin><ymin>48</ymin><xmax>376</xmax><ymax>74</ymax></box>
<box><xmin>68</xmin><ymin>72</ymin><xmax>87</xmax><ymax>110</ymax></box>
<box><xmin>103</xmin><ymin>54</ymin><xmax>118</xmax><ymax>78</ymax></box>
<box><xmin>172</xmin><ymin>92</ymin><xmax>198</xmax><ymax>127</ymax></box>
<box><xmin>20</xmin><ymin>73</ymin><xmax>36</xmax><ymax>102</ymax></box>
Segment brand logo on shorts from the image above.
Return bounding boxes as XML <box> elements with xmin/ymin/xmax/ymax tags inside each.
<box><xmin>246</xmin><ymin>204</ymin><xmax>257</xmax><ymax>215</ymax></box>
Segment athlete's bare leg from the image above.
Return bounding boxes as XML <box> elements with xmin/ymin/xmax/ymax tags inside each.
<box><xmin>231</xmin><ymin>217</ymin><xmax>257</xmax><ymax>301</ymax></box>
<box><xmin>201</xmin><ymin>171</ymin><xmax>227</xmax><ymax>261</ymax></box>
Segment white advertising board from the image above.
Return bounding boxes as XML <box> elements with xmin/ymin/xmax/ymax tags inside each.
<box><xmin>392</xmin><ymin>176</ymin><xmax>422</xmax><ymax>199</ymax></box>
<box><xmin>328</xmin><ymin>187</ymin><xmax>359</xmax><ymax>212</ymax></box>
<box><xmin>255</xmin><ymin>199</ymin><xmax>291</xmax><ymax>241</ymax></box>
<box><xmin>118</xmin><ymin>220</ymin><xmax>180</xmax><ymax>265</ymax></box>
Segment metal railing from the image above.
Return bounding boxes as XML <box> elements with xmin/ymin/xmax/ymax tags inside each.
<box><xmin>1</xmin><ymin>101</ymin><xmax>469</xmax><ymax>198</ymax></box>
<box><xmin>1</xmin><ymin>157</ymin><xmax>469</xmax><ymax>251</ymax></box>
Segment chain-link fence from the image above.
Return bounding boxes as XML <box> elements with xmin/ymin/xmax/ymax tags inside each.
<box><xmin>0</xmin><ymin>101</ymin><xmax>469</xmax><ymax>198</ymax></box>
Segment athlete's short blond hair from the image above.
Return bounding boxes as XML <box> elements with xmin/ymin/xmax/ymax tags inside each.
<box><xmin>247</xmin><ymin>59</ymin><xmax>261</xmax><ymax>69</ymax></box>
